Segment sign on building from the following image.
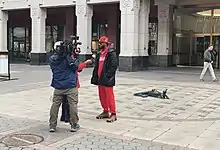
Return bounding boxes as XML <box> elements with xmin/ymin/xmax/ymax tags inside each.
<box><xmin>0</xmin><ymin>51</ymin><xmax>10</xmax><ymax>80</ymax></box>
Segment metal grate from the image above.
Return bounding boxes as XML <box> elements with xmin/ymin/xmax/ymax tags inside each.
<box><xmin>0</xmin><ymin>134</ymin><xmax>44</xmax><ymax>147</ymax></box>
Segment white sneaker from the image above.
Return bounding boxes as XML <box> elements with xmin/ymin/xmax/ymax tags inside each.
<box><xmin>213</xmin><ymin>79</ymin><xmax>218</xmax><ymax>82</ymax></box>
<box><xmin>49</xmin><ymin>128</ymin><xmax>56</xmax><ymax>132</ymax></box>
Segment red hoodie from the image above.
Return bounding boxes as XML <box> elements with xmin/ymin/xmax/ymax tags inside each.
<box><xmin>76</xmin><ymin>62</ymin><xmax>87</xmax><ymax>88</ymax></box>
<box><xmin>98</xmin><ymin>45</ymin><xmax>110</xmax><ymax>78</ymax></box>
<box><xmin>71</xmin><ymin>53</ymin><xmax>87</xmax><ymax>88</ymax></box>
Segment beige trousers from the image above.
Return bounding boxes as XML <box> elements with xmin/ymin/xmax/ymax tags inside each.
<box><xmin>49</xmin><ymin>88</ymin><xmax>78</xmax><ymax>128</ymax></box>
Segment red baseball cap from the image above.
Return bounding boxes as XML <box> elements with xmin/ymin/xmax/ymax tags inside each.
<box><xmin>99</xmin><ymin>36</ymin><xmax>109</xmax><ymax>43</ymax></box>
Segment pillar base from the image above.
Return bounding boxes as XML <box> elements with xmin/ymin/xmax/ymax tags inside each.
<box><xmin>148</xmin><ymin>55</ymin><xmax>173</xmax><ymax>67</ymax></box>
<box><xmin>119</xmin><ymin>56</ymin><xmax>148</xmax><ymax>72</ymax></box>
<box><xmin>30</xmin><ymin>53</ymin><xmax>47</xmax><ymax>65</ymax></box>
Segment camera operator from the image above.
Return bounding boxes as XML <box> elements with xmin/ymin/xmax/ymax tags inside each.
<box><xmin>49</xmin><ymin>41</ymin><xmax>80</xmax><ymax>132</ymax></box>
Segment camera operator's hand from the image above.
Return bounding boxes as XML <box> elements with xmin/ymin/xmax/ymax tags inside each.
<box><xmin>66</xmin><ymin>54</ymin><xmax>80</xmax><ymax>70</ymax></box>
<box><xmin>85</xmin><ymin>59</ymin><xmax>92</xmax><ymax>64</ymax></box>
<box><xmin>74</xmin><ymin>48</ymin><xmax>81</xmax><ymax>55</ymax></box>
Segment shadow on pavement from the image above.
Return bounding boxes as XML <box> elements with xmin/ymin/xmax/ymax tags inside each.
<box><xmin>0</xmin><ymin>78</ymin><xmax>19</xmax><ymax>82</ymax></box>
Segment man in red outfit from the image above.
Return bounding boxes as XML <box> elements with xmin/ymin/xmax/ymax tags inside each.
<box><xmin>91</xmin><ymin>36</ymin><xmax>118</xmax><ymax>123</ymax></box>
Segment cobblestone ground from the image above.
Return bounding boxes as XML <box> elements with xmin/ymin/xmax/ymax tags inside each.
<box><xmin>57</xmin><ymin>133</ymin><xmax>197</xmax><ymax>150</ymax></box>
<box><xmin>0</xmin><ymin>115</ymin><xmax>197</xmax><ymax>150</ymax></box>
<box><xmin>2</xmin><ymin>65</ymin><xmax>220</xmax><ymax>150</ymax></box>
<box><xmin>0</xmin><ymin>132</ymin><xmax>197</xmax><ymax>150</ymax></box>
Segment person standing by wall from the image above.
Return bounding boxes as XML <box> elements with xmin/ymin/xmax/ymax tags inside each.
<box><xmin>91</xmin><ymin>36</ymin><xmax>118</xmax><ymax>123</ymax></box>
<box><xmin>200</xmin><ymin>45</ymin><xmax>217</xmax><ymax>82</ymax></box>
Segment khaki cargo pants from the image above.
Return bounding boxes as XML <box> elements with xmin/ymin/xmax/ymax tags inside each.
<box><xmin>49</xmin><ymin>88</ymin><xmax>78</xmax><ymax>128</ymax></box>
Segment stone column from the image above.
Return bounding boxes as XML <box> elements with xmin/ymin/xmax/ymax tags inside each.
<box><xmin>155</xmin><ymin>0</ymin><xmax>174</xmax><ymax>67</ymax></box>
<box><xmin>119</xmin><ymin>0</ymin><xmax>141</xmax><ymax>72</ymax></box>
<box><xmin>138</xmin><ymin>0</ymin><xmax>150</xmax><ymax>68</ymax></box>
<box><xmin>64</xmin><ymin>8</ymin><xmax>74</xmax><ymax>40</ymax></box>
<box><xmin>30</xmin><ymin>7</ymin><xmax>47</xmax><ymax>65</ymax></box>
<box><xmin>0</xmin><ymin>9</ymin><xmax>8</xmax><ymax>51</ymax></box>
<box><xmin>76</xmin><ymin>0</ymin><xmax>93</xmax><ymax>61</ymax></box>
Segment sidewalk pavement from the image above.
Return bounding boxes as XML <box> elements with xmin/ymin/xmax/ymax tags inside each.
<box><xmin>1</xmin><ymin>65</ymin><xmax>220</xmax><ymax>150</ymax></box>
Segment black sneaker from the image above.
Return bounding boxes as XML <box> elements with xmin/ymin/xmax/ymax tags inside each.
<box><xmin>49</xmin><ymin>128</ymin><xmax>56</xmax><ymax>132</ymax></box>
<box><xmin>70</xmin><ymin>124</ymin><xmax>80</xmax><ymax>132</ymax></box>
<box><xmin>106</xmin><ymin>114</ymin><xmax>117</xmax><ymax>123</ymax></box>
<box><xmin>213</xmin><ymin>79</ymin><xmax>218</xmax><ymax>82</ymax></box>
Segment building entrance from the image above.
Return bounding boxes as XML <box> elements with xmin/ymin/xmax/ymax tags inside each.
<box><xmin>8</xmin><ymin>27</ymin><xmax>30</xmax><ymax>62</ymax></box>
<box><xmin>174</xmin><ymin>4</ymin><xmax>220</xmax><ymax>68</ymax></box>
<box><xmin>92</xmin><ymin>4</ymin><xmax>120</xmax><ymax>55</ymax></box>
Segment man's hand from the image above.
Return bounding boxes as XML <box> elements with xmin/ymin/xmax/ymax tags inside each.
<box><xmin>211</xmin><ymin>61</ymin><xmax>214</xmax><ymax>64</ymax></box>
<box><xmin>85</xmin><ymin>59</ymin><xmax>92</xmax><ymax>64</ymax></box>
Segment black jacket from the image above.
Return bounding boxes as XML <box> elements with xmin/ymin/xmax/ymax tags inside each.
<box><xmin>91</xmin><ymin>44</ymin><xmax>118</xmax><ymax>87</ymax></box>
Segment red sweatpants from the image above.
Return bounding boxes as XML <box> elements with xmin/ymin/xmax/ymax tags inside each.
<box><xmin>98</xmin><ymin>85</ymin><xmax>116</xmax><ymax>114</ymax></box>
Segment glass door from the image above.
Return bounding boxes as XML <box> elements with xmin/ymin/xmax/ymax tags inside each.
<box><xmin>92</xmin><ymin>21</ymin><xmax>108</xmax><ymax>51</ymax></box>
<box><xmin>174</xmin><ymin>6</ymin><xmax>220</xmax><ymax>67</ymax></box>
<box><xmin>9</xmin><ymin>27</ymin><xmax>30</xmax><ymax>62</ymax></box>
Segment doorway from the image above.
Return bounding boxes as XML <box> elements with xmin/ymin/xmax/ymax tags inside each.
<box><xmin>8</xmin><ymin>27</ymin><xmax>30</xmax><ymax>62</ymax></box>
<box><xmin>173</xmin><ymin>5</ymin><xmax>220</xmax><ymax>68</ymax></box>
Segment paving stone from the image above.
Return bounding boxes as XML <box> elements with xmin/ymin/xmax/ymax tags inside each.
<box><xmin>86</xmin><ymin>144</ymin><xmax>98</xmax><ymax>149</ymax></box>
<box><xmin>21</xmin><ymin>148</ymin><xmax>37</xmax><ymax>150</ymax></box>
<box><xmin>8</xmin><ymin>147</ymin><xmax>22</xmax><ymax>150</ymax></box>
<box><xmin>174</xmin><ymin>107</ymin><xmax>186</xmax><ymax>111</ymax></box>
<box><xmin>122</xmin><ymin>145</ymin><xmax>136</xmax><ymax>149</ymax></box>
<box><xmin>136</xmin><ymin>146</ymin><xmax>149</xmax><ymax>150</ymax></box>
<box><xmin>155</xmin><ymin>105</ymin><xmax>164</xmax><ymax>108</ymax></box>
<box><xmin>197</xmin><ymin>109</ymin><xmax>211</xmax><ymax>114</ymax></box>
<box><xmin>119</xmin><ymin>141</ymin><xmax>131</xmax><ymax>146</ymax></box>
<box><xmin>128</xmin><ymin>142</ymin><xmax>142</xmax><ymax>147</ymax></box>
<box><xmin>65</xmin><ymin>148</ymin><xmax>78</xmax><ymax>150</ymax></box>
<box><xmin>0</xmin><ymin>143</ymin><xmax>7</xmax><ymax>147</ymax></box>
<box><xmin>98</xmin><ymin>144</ymin><xmax>111</xmax><ymax>149</ymax></box>
<box><xmin>0</xmin><ymin>147</ymin><xmax>9</xmax><ymax>150</ymax></box>
<box><xmin>60</xmin><ymin>143</ymin><xmax>74</xmax><ymax>148</ymax></box>
<box><xmin>197</xmin><ymin>114</ymin><xmax>208</xmax><ymax>117</ymax></box>
<box><xmin>104</xmin><ymin>141</ymin><xmax>118</xmax><ymax>146</ymax></box>
<box><xmin>0</xmin><ymin>143</ymin><xmax>9</xmax><ymax>150</ymax></box>
<box><xmin>0</xmin><ymin>116</ymin><xmax>38</xmax><ymax>133</ymax></box>
<box><xmin>204</xmin><ymin>106</ymin><xmax>218</xmax><ymax>110</ymax></box>
<box><xmin>80</xmin><ymin>141</ymin><xmax>93</xmax><ymax>146</ymax></box>
<box><xmin>99</xmin><ymin>138</ymin><xmax>111</xmax><ymax>143</ymax></box>
<box><xmin>148</xmin><ymin>146</ymin><xmax>163</xmax><ymax>150</ymax></box>
<box><xmin>210</xmin><ymin>102</ymin><xmax>220</xmax><ymax>107</ymax></box>
<box><xmin>110</xmin><ymin>145</ymin><xmax>124</xmax><ymax>150</ymax></box>
<box><xmin>162</xmin><ymin>144</ymin><xmax>176</xmax><ymax>150</ymax></box>
<box><xmin>110</xmin><ymin>139</ymin><xmax>123</xmax><ymax>144</ymax></box>
<box><xmin>174</xmin><ymin>147</ymin><xmax>188</xmax><ymax>150</ymax></box>
<box><xmin>73</xmin><ymin>144</ymin><xmax>86</xmax><ymax>149</ymax></box>
<box><xmin>86</xmin><ymin>137</ymin><xmax>100</xmax><ymax>142</ymax></box>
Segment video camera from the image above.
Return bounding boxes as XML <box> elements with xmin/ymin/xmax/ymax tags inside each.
<box><xmin>54</xmin><ymin>35</ymin><xmax>82</xmax><ymax>57</ymax></box>
<box><xmin>70</xmin><ymin>35</ymin><xmax>82</xmax><ymax>54</ymax></box>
